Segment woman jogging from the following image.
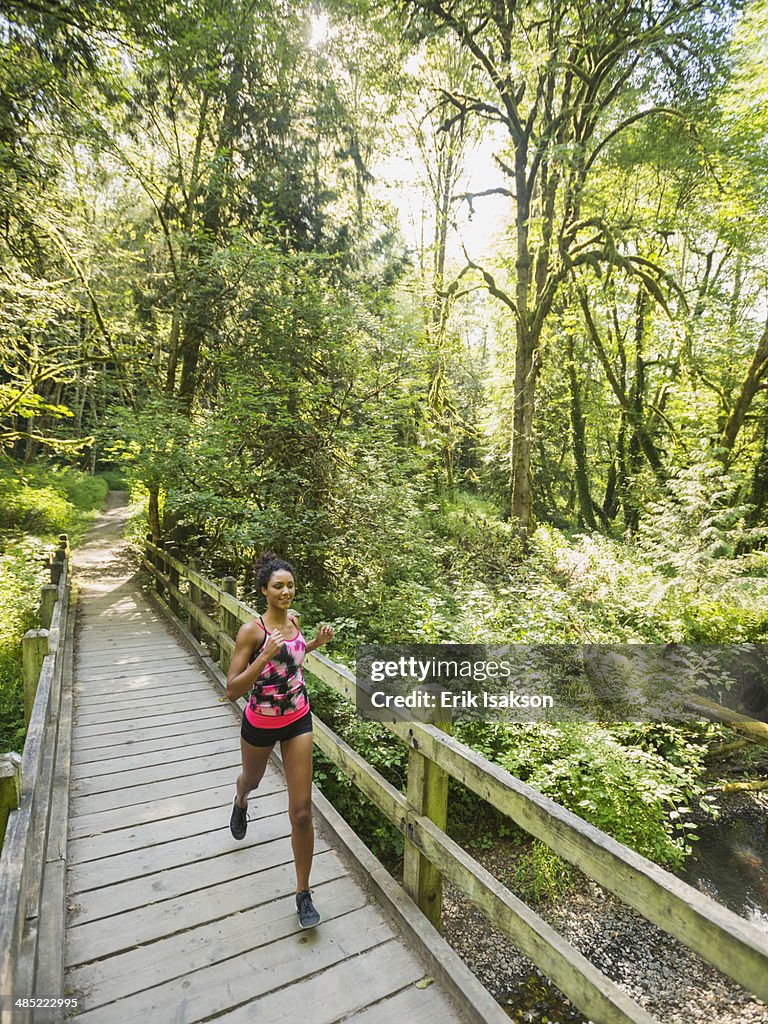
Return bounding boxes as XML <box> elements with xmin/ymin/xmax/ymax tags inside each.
<box><xmin>225</xmin><ymin>552</ymin><xmax>334</xmax><ymax>929</ymax></box>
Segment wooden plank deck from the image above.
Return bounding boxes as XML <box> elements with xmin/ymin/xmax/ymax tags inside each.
<box><xmin>63</xmin><ymin>505</ymin><xmax>471</xmax><ymax>1024</ymax></box>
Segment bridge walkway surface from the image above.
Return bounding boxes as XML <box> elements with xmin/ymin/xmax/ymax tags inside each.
<box><xmin>62</xmin><ymin>498</ymin><xmax>486</xmax><ymax>1024</ymax></box>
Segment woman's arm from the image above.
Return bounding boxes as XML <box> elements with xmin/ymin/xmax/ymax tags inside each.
<box><xmin>226</xmin><ymin>620</ymin><xmax>283</xmax><ymax>701</ymax></box>
<box><xmin>305</xmin><ymin>623</ymin><xmax>335</xmax><ymax>654</ymax></box>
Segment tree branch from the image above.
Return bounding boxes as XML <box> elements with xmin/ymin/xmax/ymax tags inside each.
<box><xmin>460</xmin><ymin>245</ymin><xmax>519</xmax><ymax>316</ymax></box>
<box><xmin>455</xmin><ymin>187</ymin><xmax>515</xmax><ymax>216</ymax></box>
<box><xmin>584</xmin><ymin>107</ymin><xmax>691</xmax><ymax>175</ymax></box>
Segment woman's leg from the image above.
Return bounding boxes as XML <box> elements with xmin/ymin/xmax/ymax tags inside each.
<box><xmin>236</xmin><ymin>736</ymin><xmax>273</xmax><ymax>808</ymax></box>
<box><xmin>281</xmin><ymin>731</ymin><xmax>314</xmax><ymax>891</ymax></box>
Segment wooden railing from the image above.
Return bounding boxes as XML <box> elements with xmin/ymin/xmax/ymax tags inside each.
<box><xmin>143</xmin><ymin>540</ymin><xmax>768</xmax><ymax>1024</ymax></box>
<box><xmin>0</xmin><ymin>537</ymin><xmax>73</xmax><ymax>1016</ymax></box>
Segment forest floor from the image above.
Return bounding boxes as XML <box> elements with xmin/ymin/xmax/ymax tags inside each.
<box><xmin>441</xmin><ymin>792</ymin><xmax>768</xmax><ymax>1023</ymax></box>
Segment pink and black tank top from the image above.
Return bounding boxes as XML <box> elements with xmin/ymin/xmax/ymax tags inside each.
<box><xmin>244</xmin><ymin>615</ymin><xmax>309</xmax><ymax>727</ymax></box>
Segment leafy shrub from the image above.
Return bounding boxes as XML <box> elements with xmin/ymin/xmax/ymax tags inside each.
<box><xmin>439</xmin><ymin>494</ymin><xmax>524</xmax><ymax>576</ymax></box>
<box><xmin>510</xmin><ymin>841</ymin><xmax>573</xmax><ymax>903</ymax></box>
<box><xmin>493</xmin><ymin>722</ymin><xmax>711</xmax><ymax>869</ymax></box>
<box><xmin>0</xmin><ymin>464</ymin><xmax>108</xmax><ymax>751</ymax></box>
<box><xmin>0</xmin><ymin>539</ymin><xmax>45</xmax><ymax>647</ymax></box>
<box><xmin>0</xmin><ymin>480</ymin><xmax>73</xmax><ymax>535</ymax></box>
<box><xmin>0</xmin><ymin>539</ymin><xmax>47</xmax><ymax>751</ymax></box>
<box><xmin>0</xmin><ymin>465</ymin><xmax>108</xmax><ymax>541</ymax></box>
<box><xmin>0</xmin><ymin>650</ymin><xmax>25</xmax><ymax>753</ymax></box>
<box><xmin>530</xmin><ymin>526</ymin><xmax>676</xmax><ymax>641</ymax></box>
<box><xmin>452</xmin><ymin>719</ymin><xmax>716</xmax><ymax>898</ymax></box>
<box><xmin>678</xmin><ymin>595</ymin><xmax>768</xmax><ymax>642</ymax></box>
<box><xmin>47</xmin><ymin>468</ymin><xmax>108</xmax><ymax>510</ymax></box>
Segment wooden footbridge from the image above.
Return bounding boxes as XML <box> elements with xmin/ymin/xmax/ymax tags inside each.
<box><xmin>1</xmin><ymin>500</ymin><xmax>768</xmax><ymax>1024</ymax></box>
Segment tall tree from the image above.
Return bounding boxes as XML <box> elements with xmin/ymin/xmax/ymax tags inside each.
<box><xmin>399</xmin><ymin>0</ymin><xmax>732</xmax><ymax>534</ymax></box>
<box><xmin>407</xmin><ymin>35</ymin><xmax>483</xmax><ymax>492</ymax></box>
<box><xmin>0</xmin><ymin>0</ymin><xmax>124</xmax><ymax>459</ymax></box>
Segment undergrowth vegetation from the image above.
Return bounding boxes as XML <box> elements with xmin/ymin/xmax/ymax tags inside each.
<box><xmin>297</xmin><ymin>486</ymin><xmax>767</xmax><ymax>899</ymax></box>
<box><xmin>97</xmin><ymin>470</ymin><xmax>768</xmax><ymax>899</ymax></box>
<box><xmin>0</xmin><ymin>465</ymin><xmax>111</xmax><ymax>751</ymax></box>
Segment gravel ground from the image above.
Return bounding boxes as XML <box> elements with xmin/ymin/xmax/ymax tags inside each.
<box><xmin>440</xmin><ymin>797</ymin><xmax>768</xmax><ymax>1023</ymax></box>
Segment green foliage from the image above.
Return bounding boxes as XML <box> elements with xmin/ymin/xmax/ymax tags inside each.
<box><xmin>504</xmin><ymin>521</ymin><xmax>768</xmax><ymax>645</ymax></box>
<box><xmin>633</xmin><ymin>455</ymin><xmax>768</xmax><ymax>641</ymax></box>
<box><xmin>510</xmin><ymin>841</ymin><xmax>573</xmax><ymax>904</ymax></box>
<box><xmin>105</xmin><ymin>400</ymin><xmax>191</xmax><ymax>495</ymax></box>
<box><xmin>0</xmin><ymin>468</ymin><xmax>107</xmax><ymax>540</ymax></box>
<box><xmin>0</xmin><ymin>538</ymin><xmax>47</xmax><ymax>751</ymax></box>
<box><xmin>638</xmin><ymin>456</ymin><xmax>760</xmax><ymax>576</ymax></box>
<box><xmin>0</xmin><ymin>479</ymin><xmax>73</xmax><ymax>536</ymax></box>
<box><xmin>0</xmin><ymin>649</ymin><xmax>25</xmax><ymax>753</ymax></box>
<box><xmin>0</xmin><ymin>539</ymin><xmax>45</xmax><ymax>648</ymax></box>
<box><xmin>456</xmin><ymin>719</ymin><xmax>715</xmax><ymax>878</ymax></box>
<box><xmin>0</xmin><ymin>466</ymin><xmax>107</xmax><ymax>542</ymax></box>
<box><xmin>308</xmin><ymin>675</ymin><xmax>407</xmax><ymax>865</ymax></box>
<box><xmin>521</xmin><ymin>726</ymin><xmax>708</xmax><ymax>869</ymax></box>
<box><xmin>95</xmin><ymin>469</ymin><xmax>130</xmax><ymax>491</ymax></box>
<box><xmin>439</xmin><ymin>495</ymin><xmax>525</xmax><ymax>576</ymax></box>
<box><xmin>0</xmin><ymin>465</ymin><xmax>107</xmax><ymax>751</ymax></box>
<box><xmin>50</xmin><ymin>469</ymin><xmax>109</xmax><ymax>511</ymax></box>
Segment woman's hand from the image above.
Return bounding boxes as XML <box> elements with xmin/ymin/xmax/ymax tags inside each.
<box><xmin>226</xmin><ymin>619</ymin><xmax>271</xmax><ymax>701</ymax></box>
<box><xmin>263</xmin><ymin>630</ymin><xmax>285</xmax><ymax>659</ymax></box>
<box><xmin>313</xmin><ymin>624</ymin><xmax>334</xmax><ymax>648</ymax></box>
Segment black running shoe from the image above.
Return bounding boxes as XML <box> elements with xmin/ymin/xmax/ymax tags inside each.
<box><xmin>296</xmin><ymin>890</ymin><xmax>320</xmax><ymax>929</ymax></box>
<box><xmin>230</xmin><ymin>797</ymin><xmax>247</xmax><ymax>840</ymax></box>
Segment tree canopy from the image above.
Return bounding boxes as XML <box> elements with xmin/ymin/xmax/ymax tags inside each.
<box><xmin>1</xmin><ymin>0</ymin><xmax>767</xmax><ymax>612</ymax></box>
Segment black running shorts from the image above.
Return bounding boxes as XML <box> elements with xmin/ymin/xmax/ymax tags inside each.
<box><xmin>240</xmin><ymin>709</ymin><xmax>313</xmax><ymax>748</ymax></box>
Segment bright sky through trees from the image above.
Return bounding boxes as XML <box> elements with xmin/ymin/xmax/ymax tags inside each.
<box><xmin>310</xmin><ymin>11</ymin><xmax>332</xmax><ymax>48</ymax></box>
<box><xmin>376</xmin><ymin>126</ymin><xmax>512</xmax><ymax>262</ymax></box>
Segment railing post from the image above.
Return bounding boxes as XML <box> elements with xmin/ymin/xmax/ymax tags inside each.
<box><xmin>189</xmin><ymin>558</ymin><xmax>202</xmax><ymax>641</ymax></box>
<box><xmin>22</xmin><ymin>629</ymin><xmax>49</xmax><ymax>728</ymax></box>
<box><xmin>0</xmin><ymin>752</ymin><xmax>21</xmax><ymax>853</ymax></box>
<box><xmin>145</xmin><ymin>533</ymin><xmax>155</xmax><ymax>583</ymax></box>
<box><xmin>167</xmin><ymin>547</ymin><xmax>181</xmax><ymax>617</ymax></box>
<box><xmin>40</xmin><ymin>584</ymin><xmax>58</xmax><ymax>629</ymax></box>
<box><xmin>220</xmin><ymin>576</ymin><xmax>238</xmax><ymax>671</ymax></box>
<box><xmin>49</xmin><ymin>554</ymin><xmax>63</xmax><ymax>585</ymax></box>
<box><xmin>155</xmin><ymin>539</ymin><xmax>166</xmax><ymax>596</ymax></box>
<box><xmin>403</xmin><ymin>710</ymin><xmax>452</xmax><ymax>931</ymax></box>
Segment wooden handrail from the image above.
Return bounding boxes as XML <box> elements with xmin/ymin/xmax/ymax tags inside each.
<box><xmin>0</xmin><ymin>551</ymin><xmax>72</xmax><ymax>1017</ymax></box>
<box><xmin>142</xmin><ymin>541</ymin><xmax>768</xmax><ymax>1020</ymax></box>
<box><xmin>309</xmin><ymin>715</ymin><xmax>658</xmax><ymax>1023</ymax></box>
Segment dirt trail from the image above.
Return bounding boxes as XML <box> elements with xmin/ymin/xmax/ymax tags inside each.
<box><xmin>70</xmin><ymin>491</ymin><xmax>137</xmax><ymax>592</ymax></box>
